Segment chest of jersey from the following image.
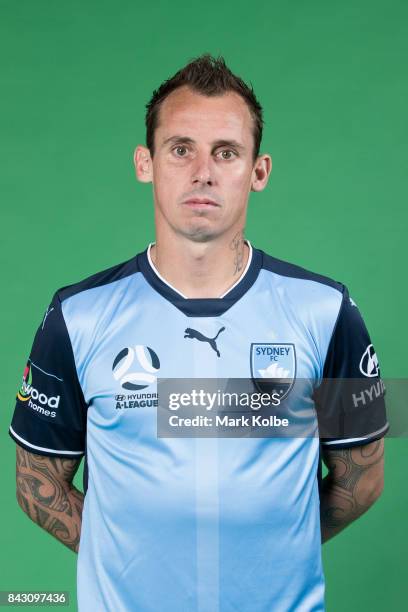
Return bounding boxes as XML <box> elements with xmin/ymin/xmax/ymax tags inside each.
<box><xmin>72</xmin><ymin>275</ymin><xmax>322</xmax><ymax>437</ymax></box>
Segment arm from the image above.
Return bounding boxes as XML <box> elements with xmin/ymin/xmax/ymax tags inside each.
<box><xmin>16</xmin><ymin>446</ymin><xmax>84</xmax><ymax>553</ymax></box>
<box><xmin>319</xmin><ymin>438</ymin><xmax>384</xmax><ymax>543</ymax></box>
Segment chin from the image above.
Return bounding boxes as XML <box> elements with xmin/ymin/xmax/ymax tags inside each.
<box><xmin>179</xmin><ymin>225</ymin><xmax>221</xmax><ymax>243</ymax></box>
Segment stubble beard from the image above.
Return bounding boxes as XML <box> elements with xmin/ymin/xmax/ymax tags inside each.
<box><xmin>176</xmin><ymin>222</ymin><xmax>223</xmax><ymax>243</ymax></box>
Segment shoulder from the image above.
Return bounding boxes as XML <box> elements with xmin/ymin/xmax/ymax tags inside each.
<box><xmin>259</xmin><ymin>249</ymin><xmax>345</xmax><ymax>295</ymax></box>
<box><xmin>55</xmin><ymin>254</ymin><xmax>140</xmax><ymax>305</ymax></box>
<box><xmin>46</xmin><ymin>254</ymin><xmax>143</xmax><ymax>341</ymax></box>
<box><xmin>257</xmin><ymin>248</ymin><xmax>349</xmax><ymax>333</ymax></box>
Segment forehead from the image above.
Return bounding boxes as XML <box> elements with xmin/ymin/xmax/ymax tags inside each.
<box><xmin>155</xmin><ymin>86</ymin><xmax>254</xmax><ymax>144</ymax></box>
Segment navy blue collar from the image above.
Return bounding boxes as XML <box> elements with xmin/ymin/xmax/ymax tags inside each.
<box><xmin>137</xmin><ymin>244</ymin><xmax>263</xmax><ymax>317</ymax></box>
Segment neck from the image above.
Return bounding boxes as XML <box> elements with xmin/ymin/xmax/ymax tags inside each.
<box><xmin>149</xmin><ymin>231</ymin><xmax>250</xmax><ymax>299</ymax></box>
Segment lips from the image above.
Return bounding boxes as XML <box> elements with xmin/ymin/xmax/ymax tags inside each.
<box><xmin>183</xmin><ymin>198</ymin><xmax>219</xmax><ymax>207</ymax></box>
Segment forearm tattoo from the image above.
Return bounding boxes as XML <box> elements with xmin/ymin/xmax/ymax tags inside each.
<box><xmin>16</xmin><ymin>447</ymin><xmax>84</xmax><ymax>553</ymax></box>
<box><xmin>230</xmin><ymin>231</ymin><xmax>245</xmax><ymax>275</ymax></box>
<box><xmin>320</xmin><ymin>439</ymin><xmax>384</xmax><ymax>542</ymax></box>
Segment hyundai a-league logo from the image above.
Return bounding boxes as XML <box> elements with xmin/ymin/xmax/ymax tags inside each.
<box><xmin>359</xmin><ymin>344</ymin><xmax>380</xmax><ymax>377</ymax></box>
<box><xmin>250</xmin><ymin>343</ymin><xmax>296</xmax><ymax>400</ymax></box>
<box><xmin>112</xmin><ymin>346</ymin><xmax>160</xmax><ymax>390</ymax></box>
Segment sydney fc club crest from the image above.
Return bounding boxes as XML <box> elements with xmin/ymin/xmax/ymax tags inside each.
<box><xmin>250</xmin><ymin>343</ymin><xmax>296</xmax><ymax>400</ymax></box>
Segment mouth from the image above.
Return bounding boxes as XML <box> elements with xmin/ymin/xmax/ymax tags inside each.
<box><xmin>182</xmin><ymin>198</ymin><xmax>220</xmax><ymax>209</ymax></box>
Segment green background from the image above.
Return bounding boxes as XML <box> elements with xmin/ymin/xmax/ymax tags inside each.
<box><xmin>1</xmin><ymin>0</ymin><xmax>406</xmax><ymax>609</ymax></box>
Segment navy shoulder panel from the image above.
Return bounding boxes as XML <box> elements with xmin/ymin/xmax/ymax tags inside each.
<box><xmin>57</xmin><ymin>254</ymin><xmax>140</xmax><ymax>303</ymax></box>
<box><xmin>260</xmin><ymin>250</ymin><xmax>344</xmax><ymax>293</ymax></box>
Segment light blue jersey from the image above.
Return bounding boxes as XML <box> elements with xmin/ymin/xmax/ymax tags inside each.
<box><xmin>10</xmin><ymin>241</ymin><xmax>388</xmax><ymax>611</ymax></box>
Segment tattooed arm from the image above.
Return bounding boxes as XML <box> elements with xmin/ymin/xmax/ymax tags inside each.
<box><xmin>15</xmin><ymin>446</ymin><xmax>84</xmax><ymax>553</ymax></box>
<box><xmin>320</xmin><ymin>438</ymin><xmax>384</xmax><ymax>543</ymax></box>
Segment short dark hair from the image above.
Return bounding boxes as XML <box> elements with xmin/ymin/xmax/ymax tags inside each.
<box><xmin>145</xmin><ymin>54</ymin><xmax>264</xmax><ymax>161</ymax></box>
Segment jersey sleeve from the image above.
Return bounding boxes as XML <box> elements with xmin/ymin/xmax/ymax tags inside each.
<box><xmin>9</xmin><ymin>292</ymin><xmax>87</xmax><ymax>457</ymax></box>
<box><xmin>314</xmin><ymin>286</ymin><xmax>389</xmax><ymax>448</ymax></box>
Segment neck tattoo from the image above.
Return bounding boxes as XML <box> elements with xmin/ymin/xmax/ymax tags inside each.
<box><xmin>230</xmin><ymin>232</ymin><xmax>245</xmax><ymax>275</ymax></box>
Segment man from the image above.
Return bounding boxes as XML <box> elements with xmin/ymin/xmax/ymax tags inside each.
<box><xmin>10</xmin><ymin>55</ymin><xmax>388</xmax><ymax>611</ymax></box>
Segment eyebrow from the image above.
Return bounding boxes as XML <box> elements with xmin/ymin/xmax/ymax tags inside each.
<box><xmin>161</xmin><ymin>135</ymin><xmax>246</xmax><ymax>151</ymax></box>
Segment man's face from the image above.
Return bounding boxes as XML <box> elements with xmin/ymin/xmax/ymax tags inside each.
<box><xmin>135</xmin><ymin>86</ymin><xmax>271</xmax><ymax>243</ymax></box>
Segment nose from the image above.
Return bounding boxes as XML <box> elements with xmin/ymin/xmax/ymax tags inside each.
<box><xmin>191</xmin><ymin>153</ymin><xmax>214</xmax><ymax>186</ymax></box>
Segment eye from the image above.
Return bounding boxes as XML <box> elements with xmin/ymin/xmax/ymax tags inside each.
<box><xmin>217</xmin><ymin>149</ymin><xmax>236</xmax><ymax>160</ymax></box>
<box><xmin>173</xmin><ymin>145</ymin><xmax>188</xmax><ymax>157</ymax></box>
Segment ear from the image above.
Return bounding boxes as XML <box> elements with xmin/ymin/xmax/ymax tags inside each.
<box><xmin>134</xmin><ymin>145</ymin><xmax>153</xmax><ymax>183</ymax></box>
<box><xmin>251</xmin><ymin>154</ymin><xmax>272</xmax><ymax>192</ymax></box>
